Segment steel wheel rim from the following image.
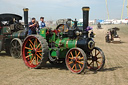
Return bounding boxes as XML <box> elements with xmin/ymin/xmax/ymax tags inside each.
<box><xmin>87</xmin><ymin>48</ymin><xmax>103</xmax><ymax>70</ymax></box>
<box><xmin>66</xmin><ymin>49</ymin><xmax>85</xmax><ymax>73</ymax></box>
<box><xmin>22</xmin><ymin>36</ymin><xmax>42</xmax><ymax>68</ymax></box>
<box><xmin>10</xmin><ymin>40</ymin><xmax>21</xmax><ymax>58</ymax></box>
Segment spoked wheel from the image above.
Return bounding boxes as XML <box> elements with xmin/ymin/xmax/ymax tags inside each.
<box><xmin>22</xmin><ymin>35</ymin><xmax>49</xmax><ymax>69</ymax></box>
<box><xmin>65</xmin><ymin>48</ymin><xmax>87</xmax><ymax>74</ymax></box>
<box><xmin>10</xmin><ymin>38</ymin><xmax>22</xmax><ymax>58</ymax></box>
<box><xmin>87</xmin><ymin>47</ymin><xmax>105</xmax><ymax>71</ymax></box>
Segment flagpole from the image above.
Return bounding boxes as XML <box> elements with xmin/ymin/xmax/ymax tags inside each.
<box><xmin>105</xmin><ymin>0</ymin><xmax>110</xmax><ymax>19</ymax></box>
<box><xmin>121</xmin><ymin>0</ymin><xmax>126</xmax><ymax>20</ymax></box>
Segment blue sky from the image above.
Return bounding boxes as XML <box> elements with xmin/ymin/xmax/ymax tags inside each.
<box><xmin>0</xmin><ymin>0</ymin><xmax>127</xmax><ymax>21</ymax></box>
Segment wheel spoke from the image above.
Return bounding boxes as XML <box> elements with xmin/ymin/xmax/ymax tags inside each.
<box><xmin>39</xmin><ymin>45</ymin><xmax>42</xmax><ymax>50</ymax></box>
<box><xmin>36</xmin><ymin>44</ymin><xmax>41</xmax><ymax>49</ymax></box>
<box><xmin>15</xmin><ymin>41</ymin><xmax>17</xmax><ymax>46</ymax></box>
<box><xmin>26</xmin><ymin>54</ymin><xmax>33</xmax><ymax>58</ymax></box>
<box><xmin>25</xmin><ymin>47</ymin><xmax>32</xmax><ymax>50</ymax></box>
<box><xmin>72</xmin><ymin>64</ymin><xmax>75</xmax><ymax>69</ymax></box>
<box><xmin>97</xmin><ymin>57</ymin><xmax>102</xmax><ymax>59</ymax></box>
<box><xmin>34</xmin><ymin>39</ymin><xmax>37</xmax><ymax>48</ymax></box>
<box><xmin>36</xmin><ymin>50</ymin><xmax>42</xmax><ymax>53</ymax></box>
<box><xmin>75</xmin><ymin>64</ymin><xmax>77</xmax><ymax>71</ymax></box>
<box><xmin>12</xmin><ymin>43</ymin><xmax>15</xmax><ymax>47</ymax></box>
<box><xmin>95</xmin><ymin>51</ymin><xmax>100</xmax><ymax>57</ymax></box>
<box><xmin>39</xmin><ymin>53</ymin><xmax>42</xmax><ymax>56</ymax></box>
<box><xmin>97</xmin><ymin>61</ymin><xmax>102</xmax><ymax>65</ymax></box>
<box><xmin>29</xmin><ymin>39</ymin><xmax>34</xmax><ymax>46</ymax></box>
<box><xmin>79</xmin><ymin>64</ymin><xmax>82</xmax><ymax>69</ymax></box>
<box><xmin>70</xmin><ymin>52</ymin><xmax>74</xmax><ymax>58</ymax></box>
<box><xmin>89</xmin><ymin>61</ymin><xmax>93</xmax><ymax>66</ymax></box>
<box><xmin>69</xmin><ymin>57</ymin><xmax>73</xmax><ymax>59</ymax></box>
<box><xmin>77</xmin><ymin>61</ymin><xmax>83</xmax><ymax>65</ymax></box>
<box><xmin>30</xmin><ymin>56</ymin><xmax>35</xmax><ymax>65</ymax></box>
<box><xmin>92</xmin><ymin>61</ymin><xmax>94</xmax><ymax>67</ymax></box>
<box><xmin>36</xmin><ymin>54</ymin><xmax>42</xmax><ymax>60</ymax></box>
<box><xmin>96</xmin><ymin>61</ymin><xmax>99</xmax><ymax>67</ymax></box>
<box><xmin>68</xmin><ymin>61</ymin><xmax>73</xmax><ymax>64</ymax></box>
<box><xmin>79</xmin><ymin>57</ymin><xmax>84</xmax><ymax>60</ymax></box>
<box><xmin>36</xmin><ymin>56</ymin><xmax>38</xmax><ymax>64</ymax></box>
<box><xmin>27</xmin><ymin>52</ymin><xmax>31</xmax><ymax>54</ymax></box>
<box><xmin>95</xmin><ymin>49</ymin><xmax>97</xmax><ymax>56</ymax></box>
<box><xmin>76</xmin><ymin>52</ymin><xmax>80</xmax><ymax>58</ymax></box>
<box><xmin>29</xmin><ymin>55</ymin><xmax>33</xmax><ymax>63</ymax></box>
<box><xmin>75</xmin><ymin>50</ymin><xmax>77</xmax><ymax>55</ymax></box>
<box><xmin>30</xmin><ymin>44</ymin><xmax>33</xmax><ymax>49</ymax></box>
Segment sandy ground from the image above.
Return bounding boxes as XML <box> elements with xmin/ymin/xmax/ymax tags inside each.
<box><xmin>0</xmin><ymin>24</ymin><xmax>128</xmax><ymax>85</ymax></box>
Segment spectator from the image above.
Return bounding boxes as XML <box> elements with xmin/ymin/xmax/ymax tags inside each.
<box><xmin>28</xmin><ymin>18</ymin><xmax>38</xmax><ymax>35</ymax></box>
<box><xmin>38</xmin><ymin>17</ymin><xmax>46</xmax><ymax>34</ymax></box>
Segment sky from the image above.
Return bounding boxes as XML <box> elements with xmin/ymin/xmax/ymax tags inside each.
<box><xmin>0</xmin><ymin>0</ymin><xmax>127</xmax><ymax>21</ymax></box>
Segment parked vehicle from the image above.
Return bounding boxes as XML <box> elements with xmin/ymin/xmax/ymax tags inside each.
<box><xmin>0</xmin><ymin>8</ymin><xmax>28</xmax><ymax>58</ymax></box>
<box><xmin>105</xmin><ymin>27</ymin><xmax>121</xmax><ymax>43</ymax></box>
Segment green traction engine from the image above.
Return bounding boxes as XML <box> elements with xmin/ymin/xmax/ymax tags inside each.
<box><xmin>22</xmin><ymin>7</ymin><xmax>105</xmax><ymax>74</ymax></box>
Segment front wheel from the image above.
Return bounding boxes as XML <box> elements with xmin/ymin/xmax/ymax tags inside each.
<box><xmin>87</xmin><ymin>47</ymin><xmax>105</xmax><ymax>71</ymax></box>
<box><xmin>65</xmin><ymin>48</ymin><xmax>87</xmax><ymax>74</ymax></box>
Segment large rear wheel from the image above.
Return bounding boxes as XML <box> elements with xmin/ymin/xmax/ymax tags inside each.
<box><xmin>65</xmin><ymin>48</ymin><xmax>87</xmax><ymax>74</ymax></box>
<box><xmin>22</xmin><ymin>35</ymin><xmax>49</xmax><ymax>69</ymax></box>
<box><xmin>87</xmin><ymin>47</ymin><xmax>105</xmax><ymax>71</ymax></box>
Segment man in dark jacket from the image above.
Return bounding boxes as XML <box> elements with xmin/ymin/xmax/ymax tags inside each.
<box><xmin>28</xmin><ymin>18</ymin><xmax>38</xmax><ymax>35</ymax></box>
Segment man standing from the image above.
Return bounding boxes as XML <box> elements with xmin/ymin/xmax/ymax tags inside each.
<box><xmin>38</xmin><ymin>17</ymin><xmax>46</xmax><ymax>34</ymax></box>
<box><xmin>28</xmin><ymin>18</ymin><xmax>38</xmax><ymax>35</ymax></box>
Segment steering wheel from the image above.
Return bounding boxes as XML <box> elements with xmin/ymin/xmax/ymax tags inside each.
<box><xmin>56</xmin><ymin>24</ymin><xmax>68</xmax><ymax>33</ymax></box>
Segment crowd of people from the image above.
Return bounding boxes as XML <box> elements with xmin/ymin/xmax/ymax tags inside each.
<box><xmin>28</xmin><ymin>17</ymin><xmax>46</xmax><ymax>35</ymax></box>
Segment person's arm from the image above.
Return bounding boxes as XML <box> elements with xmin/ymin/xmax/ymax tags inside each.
<box><xmin>29</xmin><ymin>22</ymin><xmax>36</xmax><ymax>27</ymax></box>
<box><xmin>36</xmin><ymin>21</ymin><xmax>39</xmax><ymax>28</ymax></box>
<box><xmin>29</xmin><ymin>22</ymin><xmax>33</xmax><ymax>27</ymax></box>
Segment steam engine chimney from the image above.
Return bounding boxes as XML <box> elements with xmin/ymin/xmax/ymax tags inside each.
<box><xmin>23</xmin><ymin>8</ymin><xmax>29</xmax><ymax>29</ymax></box>
<box><xmin>82</xmin><ymin>7</ymin><xmax>90</xmax><ymax>30</ymax></box>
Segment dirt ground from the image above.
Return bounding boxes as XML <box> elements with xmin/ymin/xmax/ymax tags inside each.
<box><xmin>0</xmin><ymin>24</ymin><xmax>128</xmax><ymax>85</ymax></box>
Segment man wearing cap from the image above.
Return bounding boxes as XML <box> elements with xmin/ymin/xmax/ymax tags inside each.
<box><xmin>28</xmin><ymin>18</ymin><xmax>38</xmax><ymax>35</ymax></box>
<box><xmin>38</xmin><ymin>17</ymin><xmax>46</xmax><ymax>34</ymax></box>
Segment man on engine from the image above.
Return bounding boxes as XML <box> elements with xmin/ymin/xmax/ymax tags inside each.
<box><xmin>28</xmin><ymin>18</ymin><xmax>38</xmax><ymax>35</ymax></box>
<box><xmin>38</xmin><ymin>17</ymin><xmax>46</xmax><ymax>34</ymax></box>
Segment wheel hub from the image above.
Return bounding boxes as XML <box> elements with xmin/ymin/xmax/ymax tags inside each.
<box><xmin>72</xmin><ymin>58</ymin><xmax>79</xmax><ymax>64</ymax></box>
<box><xmin>72</xmin><ymin>58</ymin><xmax>76</xmax><ymax>63</ymax></box>
<box><xmin>32</xmin><ymin>49</ymin><xmax>36</xmax><ymax>54</ymax></box>
<box><xmin>92</xmin><ymin>56</ymin><xmax>97</xmax><ymax>61</ymax></box>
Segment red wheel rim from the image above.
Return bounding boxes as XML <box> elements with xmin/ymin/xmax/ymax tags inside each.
<box><xmin>66</xmin><ymin>49</ymin><xmax>85</xmax><ymax>73</ymax></box>
<box><xmin>87</xmin><ymin>48</ymin><xmax>103</xmax><ymax>70</ymax></box>
<box><xmin>22</xmin><ymin>36</ymin><xmax>42</xmax><ymax>68</ymax></box>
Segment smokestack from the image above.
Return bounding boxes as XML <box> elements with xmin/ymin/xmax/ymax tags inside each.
<box><xmin>82</xmin><ymin>7</ymin><xmax>90</xmax><ymax>30</ymax></box>
<box><xmin>23</xmin><ymin>8</ymin><xmax>29</xmax><ymax>29</ymax></box>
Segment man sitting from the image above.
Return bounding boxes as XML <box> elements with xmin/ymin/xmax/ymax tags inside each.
<box><xmin>28</xmin><ymin>18</ymin><xmax>38</xmax><ymax>35</ymax></box>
